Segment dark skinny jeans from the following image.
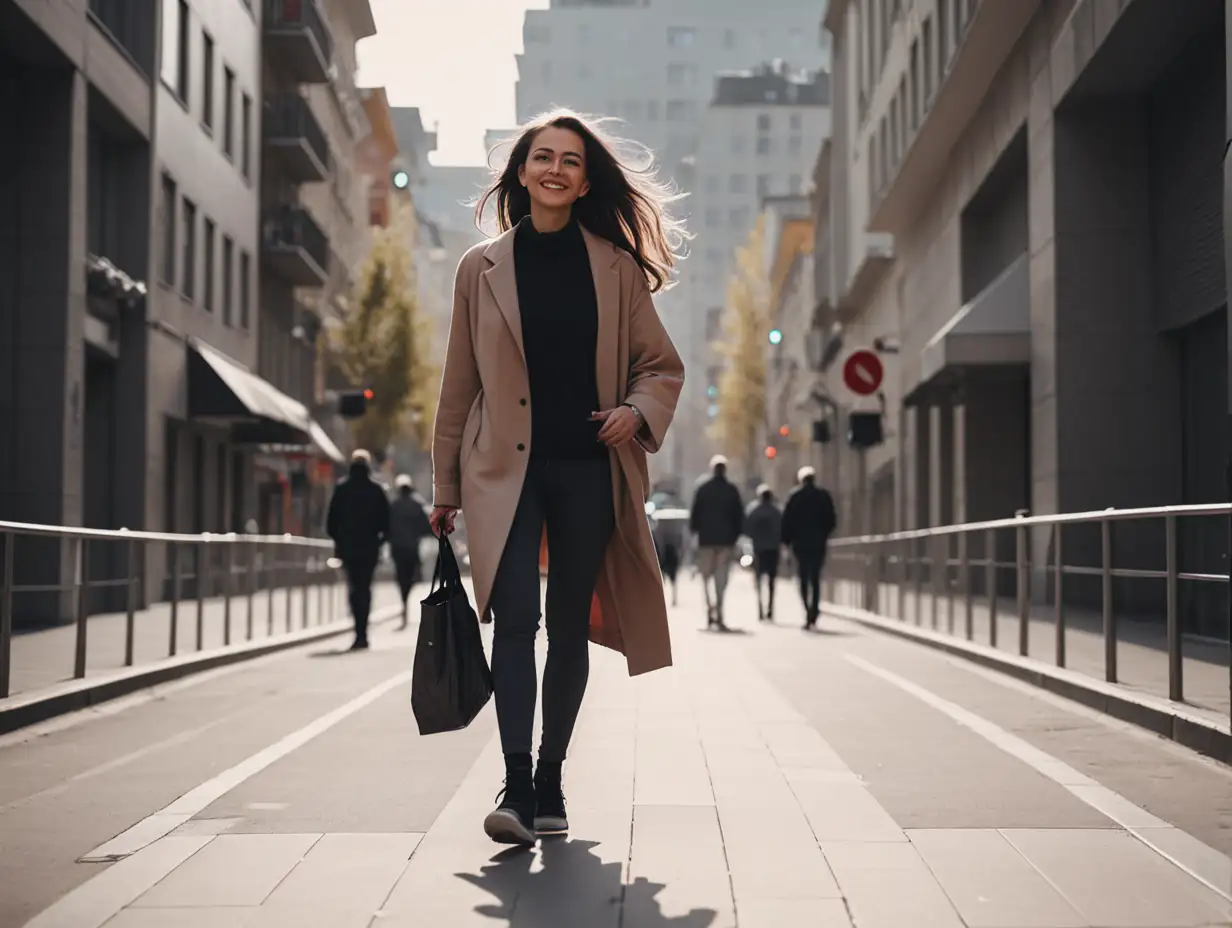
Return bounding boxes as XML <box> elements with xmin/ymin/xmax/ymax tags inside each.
<box><xmin>489</xmin><ymin>457</ymin><xmax>614</xmax><ymax>763</ymax></box>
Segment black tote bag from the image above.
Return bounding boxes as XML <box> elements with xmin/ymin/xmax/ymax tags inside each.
<box><xmin>411</xmin><ymin>534</ymin><xmax>493</xmax><ymax>735</ymax></box>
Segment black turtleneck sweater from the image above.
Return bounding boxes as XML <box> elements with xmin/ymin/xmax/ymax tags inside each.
<box><xmin>513</xmin><ymin>215</ymin><xmax>606</xmax><ymax>460</ymax></box>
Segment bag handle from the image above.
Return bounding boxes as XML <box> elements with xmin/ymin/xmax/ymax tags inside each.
<box><xmin>430</xmin><ymin>533</ymin><xmax>464</xmax><ymax>592</ymax></box>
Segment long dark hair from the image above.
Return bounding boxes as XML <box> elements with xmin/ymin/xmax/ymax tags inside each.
<box><xmin>476</xmin><ymin>109</ymin><xmax>688</xmax><ymax>293</ymax></box>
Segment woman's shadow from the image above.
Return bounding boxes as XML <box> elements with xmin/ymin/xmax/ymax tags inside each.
<box><xmin>455</xmin><ymin>839</ymin><xmax>719</xmax><ymax>928</ymax></box>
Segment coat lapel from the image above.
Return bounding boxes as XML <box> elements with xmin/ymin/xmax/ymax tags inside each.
<box><xmin>582</xmin><ymin>225</ymin><xmax>622</xmax><ymax>410</ymax></box>
<box><xmin>481</xmin><ymin>227</ymin><xmax>525</xmax><ymax>365</ymax></box>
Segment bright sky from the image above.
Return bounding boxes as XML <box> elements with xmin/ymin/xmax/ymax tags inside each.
<box><xmin>357</xmin><ymin>0</ymin><xmax>549</xmax><ymax>167</ymax></box>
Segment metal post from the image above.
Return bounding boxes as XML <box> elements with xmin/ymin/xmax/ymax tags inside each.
<box><xmin>301</xmin><ymin>552</ymin><xmax>310</xmax><ymax>628</ymax></box>
<box><xmin>195</xmin><ymin>540</ymin><xmax>206</xmax><ymax>651</ymax></box>
<box><xmin>960</xmin><ymin>530</ymin><xmax>973</xmax><ymax>640</ymax></box>
<box><xmin>317</xmin><ymin>564</ymin><xmax>325</xmax><ymax>626</ymax></box>
<box><xmin>267</xmin><ymin>546</ymin><xmax>276</xmax><ymax>636</ymax></box>
<box><xmin>896</xmin><ymin>538</ymin><xmax>906</xmax><ymax>619</ymax></box>
<box><xmin>1017</xmin><ymin>521</ymin><xmax>1029</xmax><ymax>657</ymax></box>
<box><xmin>931</xmin><ymin>536</ymin><xmax>941</xmax><ymax>629</ymax></box>
<box><xmin>986</xmin><ymin>528</ymin><xmax>998</xmax><ymax>648</ymax></box>
<box><xmin>1054</xmin><ymin>524</ymin><xmax>1066</xmax><ymax>668</ymax></box>
<box><xmin>946</xmin><ymin>535</ymin><xmax>956</xmax><ymax>634</ymax></box>
<box><xmin>0</xmin><ymin>531</ymin><xmax>13</xmax><ymax>698</ymax></box>
<box><xmin>1165</xmin><ymin>513</ymin><xmax>1182</xmax><ymax>701</ymax></box>
<box><xmin>223</xmin><ymin>540</ymin><xmax>234</xmax><ymax>647</ymax></box>
<box><xmin>1102</xmin><ymin>518</ymin><xmax>1117</xmax><ymax>683</ymax></box>
<box><xmin>913</xmin><ymin>537</ymin><xmax>924</xmax><ymax>624</ymax></box>
<box><xmin>284</xmin><ymin>554</ymin><xmax>293</xmax><ymax>633</ymax></box>
<box><xmin>169</xmin><ymin>542</ymin><xmax>181</xmax><ymax>657</ymax></box>
<box><xmin>74</xmin><ymin>538</ymin><xmax>90</xmax><ymax>679</ymax></box>
<box><xmin>124</xmin><ymin>538</ymin><xmax>137</xmax><ymax>667</ymax></box>
<box><xmin>246</xmin><ymin>543</ymin><xmax>255</xmax><ymax>641</ymax></box>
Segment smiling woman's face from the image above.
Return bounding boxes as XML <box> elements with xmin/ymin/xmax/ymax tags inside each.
<box><xmin>518</xmin><ymin>126</ymin><xmax>590</xmax><ymax>211</ymax></box>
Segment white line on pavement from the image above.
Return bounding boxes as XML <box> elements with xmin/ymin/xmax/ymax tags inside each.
<box><xmin>844</xmin><ymin>653</ymin><xmax>1232</xmax><ymax>905</ymax></box>
<box><xmin>79</xmin><ymin>666</ymin><xmax>414</xmax><ymax>863</ymax></box>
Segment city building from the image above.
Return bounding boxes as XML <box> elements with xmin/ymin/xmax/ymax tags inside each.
<box><xmin>255</xmin><ymin>0</ymin><xmax>375</xmax><ymax>536</ymax></box>
<box><xmin>819</xmin><ymin>0</ymin><xmax>1227</xmax><ymax>632</ymax></box>
<box><xmin>676</xmin><ymin>62</ymin><xmax>830</xmax><ymax>487</ymax></box>
<box><xmin>761</xmin><ymin>194</ymin><xmax>817</xmax><ymax>498</ymax></box>
<box><xmin>515</xmin><ymin>0</ymin><xmax>830</xmax><ymax>488</ymax></box>
<box><xmin>0</xmin><ymin>0</ymin><xmax>161</xmax><ymax>618</ymax></box>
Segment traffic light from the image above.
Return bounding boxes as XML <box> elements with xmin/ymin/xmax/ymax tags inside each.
<box><xmin>768</xmin><ymin>328</ymin><xmax>783</xmax><ymax>346</ymax></box>
<box><xmin>812</xmin><ymin>420</ymin><xmax>832</xmax><ymax>444</ymax></box>
<box><xmin>764</xmin><ymin>445</ymin><xmax>777</xmax><ymax>460</ymax></box>
<box><xmin>778</xmin><ymin>424</ymin><xmax>790</xmax><ymax>438</ymax></box>
<box><xmin>338</xmin><ymin>389</ymin><xmax>372</xmax><ymax>419</ymax></box>
<box><xmin>391</xmin><ymin>169</ymin><xmax>410</xmax><ymax>190</ymax></box>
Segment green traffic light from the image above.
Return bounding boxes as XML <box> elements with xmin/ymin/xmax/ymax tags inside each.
<box><xmin>392</xmin><ymin>170</ymin><xmax>410</xmax><ymax>190</ymax></box>
<box><xmin>768</xmin><ymin>329</ymin><xmax>783</xmax><ymax>346</ymax></box>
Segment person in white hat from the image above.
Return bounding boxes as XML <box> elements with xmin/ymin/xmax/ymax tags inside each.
<box><xmin>688</xmin><ymin>454</ymin><xmax>744</xmax><ymax>630</ymax></box>
<box><xmin>781</xmin><ymin>464</ymin><xmax>838</xmax><ymax>629</ymax></box>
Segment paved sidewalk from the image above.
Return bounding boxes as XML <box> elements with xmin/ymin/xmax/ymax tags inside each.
<box><xmin>7</xmin><ymin>581</ymin><xmax>401</xmax><ymax>697</ymax></box>
<box><xmin>26</xmin><ymin>577</ymin><xmax>1232</xmax><ymax>927</ymax></box>
<box><xmin>826</xmin><ymin>578</ymin><xmax>1231</xmax><ymax>719</ymax></box>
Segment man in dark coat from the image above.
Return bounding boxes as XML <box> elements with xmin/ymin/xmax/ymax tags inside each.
<box><xmin>688</xmin><ymin>454</ymin><xmax>744</xmax><ymax>629</ymax></box>
<box><xmin>389</xmin><ymin>473</ymin><xmax>433</xmax><ymax>628</ymax></box>
<box><xmin>744</xmin><ymin>484</ymin><xmax>783</xmax><ymax>621</ymax></box>
<box><xmin>781</xmin><ymin>465</ymin><xmax>838</xmax><ymax>630</ymax></box>
<box><xmin>326</xmin><ymin>449</ymin><xmax>391</xmax><ymax>649</ymax></box>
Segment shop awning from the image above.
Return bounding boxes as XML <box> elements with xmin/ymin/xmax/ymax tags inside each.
<box><xmin>910</xmin><ymin>253</ymin><xmax>1030</xmax><ymax>401</ymax></box>
<box><xmin>307</xmin><ymin>419</ymin><xmax>345</xmax><ymax>464</ymax></box>
<box><xmin>188</xmin><ymin>339</ymin><xmax>313</xmax><ymax>444</ymax></box>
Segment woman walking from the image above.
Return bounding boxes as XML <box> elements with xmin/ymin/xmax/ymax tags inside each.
<box><xmin>429</xmin><ymin>110</ymin><xmax>686</xmax><ymax>846</ymax></box>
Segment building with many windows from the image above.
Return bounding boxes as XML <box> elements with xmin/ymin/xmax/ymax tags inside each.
<box><xmin>675</xmin><ymin>62</ymin><xmax>830</xmax><ymax>487</ymax></box>
<box><xmin>818</xmin><ymin>0</ymin><xmax>1227</xmax><ymax>633</ymax></box>
<box><xmin>515</xmin><ymin>0</ymin><xmax>829</xmax><ymax>489</ymax></box>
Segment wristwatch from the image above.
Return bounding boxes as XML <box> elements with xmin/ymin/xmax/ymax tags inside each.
<box><xmin>624</xmin><ymin>403</ymin><xmax>644</xmax><ymax>426</ymax></box>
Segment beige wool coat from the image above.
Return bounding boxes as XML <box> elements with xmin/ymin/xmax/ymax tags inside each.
<box><xmin>431</xmin><ymin>222</ymin><xmax>685</xmax><ymax>676</ymax></box>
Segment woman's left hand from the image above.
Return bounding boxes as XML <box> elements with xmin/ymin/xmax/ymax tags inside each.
<box><xmin>592</xmin><ymin>406</ymin><xmax>641</xmax><ymax>447</ymax></box>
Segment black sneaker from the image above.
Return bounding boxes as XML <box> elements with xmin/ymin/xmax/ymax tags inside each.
<box><xmin>483</xmin><ymin>759</ymin><xmax>536</xmax><ymax>846</ymax></box>
<box><xmin>534</xmin><ymin>764</ymin><xmax>568</xmax><ymax>835</ymax></box>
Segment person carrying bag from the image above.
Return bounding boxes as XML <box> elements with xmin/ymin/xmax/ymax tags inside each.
<box><xmin>411</xmin><ymin>533</ymin><xmax>493</xmax><ymax>736</ymax></box>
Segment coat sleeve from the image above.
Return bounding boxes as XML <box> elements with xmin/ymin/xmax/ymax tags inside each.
<box><xmin>431</xmin><ymin>256</ymin><xmax>482</xmax><ymax>509</ymax></box>
<box><xmin>623</xmin><ymin>266</ymin><xmax>684</xmax><ymax>454</ymax></box>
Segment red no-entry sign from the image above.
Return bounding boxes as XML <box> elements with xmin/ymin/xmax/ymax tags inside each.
<box><xmin>842</xmin><ymin>349</ymin><xmax>884</xmax><ymax>396</ymax></box>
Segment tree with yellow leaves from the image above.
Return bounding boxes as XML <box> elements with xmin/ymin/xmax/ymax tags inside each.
<box><xmin>710</xmin><ymin>215</ymin><xmax>771</xmax><ymax>478</ymax></box>
<box><xmin>333</xmin><ymin>204</ymin><xmax>437</xmax><ymax>457</ymax></box>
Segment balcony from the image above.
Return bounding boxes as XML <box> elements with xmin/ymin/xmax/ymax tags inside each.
<box><xmin>264</xmin><ymin>0</ymin><xmax>332</xmax><ymax>84</ymax></box>
<box><xmin>262</xmin><ymin>206</ymin><xmax>329</xmax><ymax>287</ymax></box>
<box><xmin>264</xmin><ymin>95</ymin><xmax>330</xmax><ymax>183</ymax></box>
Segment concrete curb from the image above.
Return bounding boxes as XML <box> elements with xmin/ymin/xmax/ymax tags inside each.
<box><xmin>823</xmin><ymin>602</ymin><xmax>1232</xmax><ymax>765</ymax></box>
<box><xmin>0</xmin><ymin>606</ymin><xmax>404</xmax><ymax>736</ymax></box>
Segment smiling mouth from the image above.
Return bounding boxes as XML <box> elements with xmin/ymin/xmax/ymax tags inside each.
<box><xmin>541</xmin><ymin>181</ymin><xmax>567</xmax><ymax>191</ymax></box>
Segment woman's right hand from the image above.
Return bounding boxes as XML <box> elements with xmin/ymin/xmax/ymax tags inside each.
<box><xmin>430</xmin><ymin>506</ymin><xmax>459</xmax><ymax>537</ymax></box>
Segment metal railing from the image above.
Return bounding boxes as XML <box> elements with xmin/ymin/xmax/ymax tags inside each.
<box><xmin>264</xmin><ymin>0</ymin><xmax>334</xmax><ymax>66</ymax></box>
<box><xmin>264</xmin><ymin>94</ymin><xmax>331</xmax><ymax>172</ymax></box>
<box><xmin>262</xmin><ymin>205</ymin><xmax>330</xmax><ymax>274</ymax></box>
<box><xmin>823</xmin><ymin>503</ymin><xmax>1231</xmax><ymax>716</ymax></box>
<box><xmin>0</xmin><ymin>521</ymin><xmax>343</xmax><ymax>699</ymax></box>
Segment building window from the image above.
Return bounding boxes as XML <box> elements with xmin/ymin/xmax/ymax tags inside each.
<box><xmin>666</xmin><ymin>100</ymin><xmax>694</xmax><ymax>121</ymax></box>
<box><xmin>704</xmin><ymin>175</ymin><xmax>720</xmax><ymax>194</ymax></box>
<box><xmin>923</xmin><ymin>16</ymin><xmax>934</xmax><ymax>103</ymax></box>
<box><xmin>241</xmin><ymin>92</ymin><xmax>252</xmax><ymax>179</ymax></box>
<box><xmin>223</xmin><ymin>67</ymin><xmax>235</xmax><ymax>159</ymax></box>
<box><xmin>790</xmin><ymin>113</ymin><xmax>803</xmax><ymax>132</ymax></box>
<box><xmin>222</xmin><ymin>234</ymin><xmax>234</xmax><ymax>326</ymax></box>
<box><xmin>160</xmin><ymin>0</ymin><xmax>183</xmax><ymax>99</ymax></box>
<box><xmin>889</xmin><ymin>96</ymin><xmax>899</xmax><ymax>167</ymax></box>
<box><xmin>864</xmin><ymin>0</ymin><xmax>875</xmax><ymax>90</ymax></box>
<box><xmin>757</xmin><ymin>113</ymin><xmax>772</xmax><ymax>132</ymax></box>
<box><xmin>729</xmin><ymin>173</ymin><xmax>747</xmax><ymax>194</ymax></box>
<box><xmin>879</xmin><ymin>119</ymin><xmax>889</xmax><ymax>188</ymax></box>
<box><xmin>898</xmin><ymin>77</ymin><xmax>908</xmax><ymax>149</ymax></box>
<box><xmin>756</xmin><ymin>174</ymin><xmax>770</xmax><ymax>197</ymax></box>
<box><xmin>910</xmin><ymin>39</ymin><xmax>920</xmax><ymax>128</ymax></box>
<box><xmin>788</xmin><ymin>136</ymin><xmax>803</xmax><ymax>155</ymax></box>
<box><xmin>705</xmin><ymin>207</ymin><xmax>720</xmax><ymax>228</ymax></box>
<box><xmin>160</xmin><ymin>172</ymin><xmax>177</xmax><ymax>285</ymax></box>
<box><xmin>181</xmin><ymin>197</ymin><xmax>196</xmax><ymax>300</ymax></box>
<box><xmin>730</xmin><ymin>206</ymin><xmax>750</xmax><ymax>228</ymax></box>
<box><xmin>731</xmin><ymin>135</ymin><xmax>747</xmax><ymax>154</ymax></box>
<box><xmin>756</xmin><ymin>136</ymin><xmax>772</xmax><ymax>156</ymax></box>
<box><xmin>203</xmin><ymin>217</ymin><xmax>215</xmax><ymax>311</ymax></box>
<box><xmin>667</xmin><ymin>26</ymin><xmax>696</xmax><ymax>48</ymax></box>
<box><xmin>667</xmin><ymin>63</ymin><xmax>694</xmax><ymax>87</ymax></box>
<box><xmin>789</xmin><ymin>174</ymin><xmax>802</xmax><ymax>193</ymax></box>
<box><xmin>201</xmin><ymin>31</ymin><xmax>214</xmax><ymax>130</ymax></box>
<box><xmin>240</xmin><ymin>250</ymin><xmax>251</xmax><ymax>329</ymax></box>
<box><xmin>869</xmin><ymin>134</ymin><xmax>879</xmax><ymax>195</ymax></box>
<box><xmin>705</xmin><ymin>307</ymin><xmax>722</xmax><ymax>342</ymax></box>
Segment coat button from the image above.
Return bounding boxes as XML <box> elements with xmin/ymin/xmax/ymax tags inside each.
<box><xmin>517</xmin><ymin>443</ymin><xmax>526</xmax><ymax>451</ymax></box>
<box><xmin>520</xmin><ymin>398</ymin><xmax>527</xmax><ymax>406</ymax></box>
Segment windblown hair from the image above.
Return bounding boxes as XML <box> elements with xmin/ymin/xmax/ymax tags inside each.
<box><xmin>476</xmin><ymin>109</ymin><xmax>689</xmax><ymax>293</ymax></box>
